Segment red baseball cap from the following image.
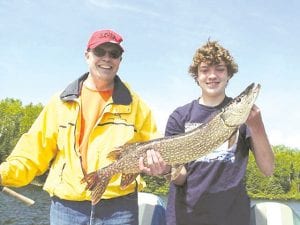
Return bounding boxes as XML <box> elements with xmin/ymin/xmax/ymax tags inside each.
<box><xmin>86</xmin><ymin>29</ymin><xmax>124</xmax><ymax>51</ymax></box>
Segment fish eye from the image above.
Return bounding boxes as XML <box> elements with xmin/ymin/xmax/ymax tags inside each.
<box><xmin>236</xmin><ymin>97</ymin><xmax>241</xmax><ymax>103</ymax></box>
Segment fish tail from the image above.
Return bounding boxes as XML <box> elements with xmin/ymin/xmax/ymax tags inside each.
<box><xmin>81</xmin><ymin>169</ymin><xmax>112</xmax><ymax>205</ymax></box>
<box><xmin>81</xmin><ymin>171</ymin><xmax>99</xmax><ymax>190</ymax></box>
<box><xmin>91</xmin><ymin>175</ymin><xmax>110</xmax><ymax>205</ymax></box>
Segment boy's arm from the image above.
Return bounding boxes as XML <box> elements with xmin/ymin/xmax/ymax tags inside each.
<box><xmin>247</xmin><ymin>105</ymin><xmax>275</xmax><ymax>176</ymax></box>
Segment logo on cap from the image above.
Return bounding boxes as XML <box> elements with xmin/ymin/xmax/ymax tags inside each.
<box><xmin>87</xmin><ymin>29</ymin><xmax>124</xmax><ymax>50</ymax></box>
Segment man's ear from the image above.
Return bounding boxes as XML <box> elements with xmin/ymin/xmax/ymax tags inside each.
<box><xmin>120</xmin><ymin>56</ymin><xmax>123</xmax><ymax>61</ymax></box>
<box><xmin>84</xmin><ymin>51</ymin><xmax>90</xmax><ymax>60</ymax></box>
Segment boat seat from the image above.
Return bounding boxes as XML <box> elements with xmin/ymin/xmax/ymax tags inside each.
<box><xmin>250</xmin><ymin>202</ymin><xmax>297</xmax><ymax>225</ymax></box>
<box><xmin>138</xmin><ymin>192</ymin><xmax>166</xmax><ymax>225</ymax></box>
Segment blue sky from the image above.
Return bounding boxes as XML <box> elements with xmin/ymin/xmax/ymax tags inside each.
<box><xmin>0</xmin><ymin>0</ymin><xmax>299</xmax><ymax>149</ymax></box>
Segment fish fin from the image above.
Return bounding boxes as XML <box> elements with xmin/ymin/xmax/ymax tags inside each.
<box><xmin>171</xmin><ymin>165</ymin><xmax>184</xmax><ymax>181</ymax></box>
<box><xmin>120</xmin><ymin>173</ymin><xmax>139</xmax><ymax>189</ymax></box>
<box><xmin>162</xmin><ymin>165</ymin><xmax>184</xmax><ymax>182</ymax></box>
<box><xmin>91</xmin><ymin>176</ymin><xmax>110</xmax><ymax>205</ymax></box>
<box><xmin>107</xmin><ymin>143</ymin><xmax>138</xmax><ymax>160</ymax></box>
<box><xmin>81</xmin><ymin>170</ymin><xmax>99</xmax><ymax>190</ymax></box>
<box><xmin>107</xmin><ymin>149</ymin><xmax>122</xmax><ymax>161</ymax></box>
<box><xmin>228</xmin><ymin>129</ymin><xmax>239</xmax><ymax>149</ymax></box>
<box><xmin>81</xmin><ymin>169</ymin><xmax>112</xmax><ymax>205</ymax></box>
<box><xmin>163</xmin><ymin>170</ymin><xmax>172</xmax><ymax>181</ymax></box>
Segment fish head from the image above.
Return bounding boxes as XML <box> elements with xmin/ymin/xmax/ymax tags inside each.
<box><xmin>221</xmin><ymin>83</ymin><xmax>261</xmax><ymax>127</ymax></box>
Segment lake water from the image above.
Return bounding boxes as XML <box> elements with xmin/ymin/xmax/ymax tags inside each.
<box><xmin>1</xmin><ymin>185</ymin><xmax>300</xmax><ymax>225</ymax></box>
<box><xmin>0</xmin><ymin>185</ymin><xmax>50</xmax><ymax>225</ymax></box>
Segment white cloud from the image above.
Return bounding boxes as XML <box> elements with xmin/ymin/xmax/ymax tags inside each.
<box><xmin>87</xmin><ymin>0</ymin><xmax>160</xmax><ymax>16</ymax></box>
<box><xmin>268</xmin><ymin>129</ymin><xmax>300</xmax><ymax>149</ymax></box>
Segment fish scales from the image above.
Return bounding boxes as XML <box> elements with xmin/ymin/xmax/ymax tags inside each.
<box><xmin>119</xmin><ymin>114</ymin><xmax>236</xmax><ymax>167</ymax></box>
<box><xmin>160</xmin><ymin>116</ymin><xmax>237</xmax><ymax>164</ymax></box>
<box><xmin>82</xmin><ymin>83</ymin><xmax>261</xmax><ymax>205</ymax></box>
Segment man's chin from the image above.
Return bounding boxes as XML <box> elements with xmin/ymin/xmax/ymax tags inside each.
<box><xmin>94</xmin><ymin>72</ymin><xmax>116</xmax><ymax>82</ymax></box>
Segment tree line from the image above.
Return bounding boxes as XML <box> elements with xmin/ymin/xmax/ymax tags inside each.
<box><xmin>143</xmin><ymin>145</ymin><xmax>300</xmax><ymax>200</ymax></box>
<box><xmin>0</xmin><ymin>98</ymin><xmax>299</xmax><ymax>200</ymax></box>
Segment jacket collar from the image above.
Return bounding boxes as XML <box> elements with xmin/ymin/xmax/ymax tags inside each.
<box><xmin>60</xmin><ymin>72</ymin><xmax>132</xmax><ymax>105</ymax></box>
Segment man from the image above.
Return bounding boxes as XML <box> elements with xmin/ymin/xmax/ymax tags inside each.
<box><xmin>0</xmin><ymin>29</ymin><xmax>167</xmax><ymax>225</ymax></box>
<box><xmin>165</xmin><ymin>40</ymin><xmax>275</xmax><ymax>225</ymax></box>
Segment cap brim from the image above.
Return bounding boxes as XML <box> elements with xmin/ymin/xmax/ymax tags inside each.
<box><xmin>89</xmin><ymin>41</ymin><xmax>124</xmax><ymax>52</ymax></box>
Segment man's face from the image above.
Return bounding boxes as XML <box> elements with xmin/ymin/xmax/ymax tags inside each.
<box><xmin>197</xmin><ymin>60</ymin><xmax>230</xmax><ymax>97</ymax></box>
<box><xmin>85</xmin><ymin>43</ymin><xmax>122</xmax><ymax>83</ymax></box>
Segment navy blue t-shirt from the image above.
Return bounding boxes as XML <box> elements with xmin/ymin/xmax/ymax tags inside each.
<box><xmin>165</xmin><ymin>97</ymin><xmax>252</xmax><ymax>225</ymax></box>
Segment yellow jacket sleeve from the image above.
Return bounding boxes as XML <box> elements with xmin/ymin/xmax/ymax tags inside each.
<box><xmin>0</xmin><ymin>95</ymin><xmax>59</xmax><ymax>187</ymax></box>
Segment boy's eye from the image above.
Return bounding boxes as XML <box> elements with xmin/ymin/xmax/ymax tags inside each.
<box><xmin>199</xmin><ymin>69</ymin><xmax>208</xmax><ymax>73</ymax></box>
<box><xmin>216</xmin><ymin>68</ymin><xmax>225</xmax><ymax>72</ymax></box>
<box><xmin>216</xmin><ymin>66</ymin><xmax>226</xmax><ymax>71</ymax></box>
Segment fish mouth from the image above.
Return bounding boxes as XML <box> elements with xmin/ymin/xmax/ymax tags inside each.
<box><xmin>250</xmin><ymin>83</ymin><xmax>261</xmax><ymax>93</ymax></box>
<box><xmin>221</xmin><ymin>82</ymin><xmax>261</xmax><ymax>127</ymax></box>
<box><xmin>254</xmin><ymin>83</ymin><xmax>261</xmax><ymax>93</ymax></box>
<box><xmin>239</xmin><ymin>83</ymin><xmax>261</xmax><ymax>98</ymax></box>
<box><xmin>250</xmin><ymin>83</ymin><xmax>261</xmax><ymax>100</ymax></box>
<box><xmin>227</xmin><ymin>82</ymin><xmax>261</xmax><ymax>109</ymax></box>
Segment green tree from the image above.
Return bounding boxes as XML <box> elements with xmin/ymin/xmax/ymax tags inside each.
<box><xmin>1</xmin><ymin>97</ymin><xmax>300</xmax><ymax>200</ymax></box>
<box><xmin>142</xmin><ymin>175</ymin><xmax>170</xmax><ymax>195</ymax></box>
<box><xmin>0</xmin><ymin>98</ymin><xmax>23</xmax><ymax>161</ymax></box>
<box><xmin>0</xmin><ymin>98</ymin><xmax>43</xmax><ymax>162</ymax></box>
<box><xmin>19</xmin><ymin>102</ymin><xmax>43</xmax><ymax>136</ymax></box>
<box><xmin>246</xmin><ymin>145</ymin><xmax>300</xmax><ymax>200</ymax></box>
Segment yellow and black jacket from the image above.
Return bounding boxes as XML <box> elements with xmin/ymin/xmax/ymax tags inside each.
<box><xmin>0</xmin><ymin>73</ymin><xmax>159</xmax><ymax>201</ymax></box>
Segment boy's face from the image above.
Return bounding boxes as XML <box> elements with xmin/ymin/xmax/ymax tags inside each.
<box><xmin>197</xmin><ymin>60</ymin><xmax>230</xmax><ymax>98</ymax></box>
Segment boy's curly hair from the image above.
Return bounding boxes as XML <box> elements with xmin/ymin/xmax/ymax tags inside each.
<box><xmin>188</xmin><ymin>40</ymin><xmax>238</xmax><ymax>83</ymax></box>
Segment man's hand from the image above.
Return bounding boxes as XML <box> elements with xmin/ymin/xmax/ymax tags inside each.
<box><xmin>139</xmin><ymin>150</ymin><xmax>170</xmax><ymax>176</ymax></box>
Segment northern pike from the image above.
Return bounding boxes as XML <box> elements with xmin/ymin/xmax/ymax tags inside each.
<box><xmin>82</xmin><ymin>83</ymin><xmax>261</xmax><ymax>205</ymax></box>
